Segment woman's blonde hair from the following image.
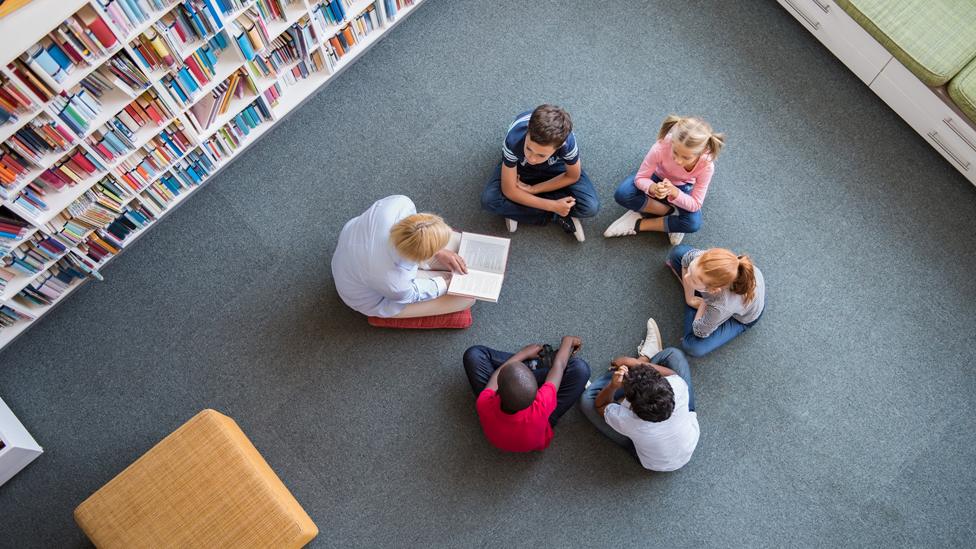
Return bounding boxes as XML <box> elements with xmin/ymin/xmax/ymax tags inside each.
<box><xmin>389</xmin><ymin>213</ymin><xmax>452</xmax><ymax>263</ymax></box>
<box><xmin>658</xmin><ymin>115</ymin><xmax>726</xmax><ymax>160</ymax></box>
<box><xmin>696</xmin><ymin>248</ymin><xmax>756</xmax><ymax>303</ymax></box>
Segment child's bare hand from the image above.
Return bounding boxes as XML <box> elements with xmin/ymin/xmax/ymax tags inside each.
<box><xmin>516</xmin><ymin>181</ymin><xmax>537</xmax><ymax>194</ymax></box>
<box><xmin>550</xmin><ymin>197</ymin><xmax>576</xmax><ymax>217</ymax></box>
<box><xmin>611</xmin><ymin>365</ymin><xmax>629</xmax><ymax>385</ymax></box>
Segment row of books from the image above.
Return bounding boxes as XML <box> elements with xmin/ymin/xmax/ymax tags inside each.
<box><xmin>152</xmin><ymin>0</ymin><xmax>225</xmax><ymax>58</ymax></box>
<box><xmin>201</xmin><ymin>97</ymin><xmax>272</xmax><ymax>160</ymax></box>
<box><xmin>159</xmin><ymin>33</ymin><xmax>232</xmax><ymax>107</ymax></box>
<box><xmin>311</xmin><ymin>0</ymin><xmax>350</xmax><ymax>30</ymax></box>
<box><xmin>230</xmin><ymin>8</ymin><xmax>273</xmax><ymax>61</ymax></box>
<box><xmin>14</xmin><ymin>255</ymin><xmax>90</xmax><ymax>308</ymax></box>
<box><xmin>100</xmin><ymin>51</ymin><xmax>154</xmax><ymax>95</ymax></box>
<box><xmin>21</xmin><ymin>10</ymin><xmax>118</xmax><ymax>90</ymax></box>
<box><xmin>0</xmin><ymin>143</ymin><xmax>37</xmax><ymax>199</ymax></box>
<box><xmin>247</xmin><ymin>32</ymin><xmax>304</xmax><ymax>81</ymax></box>
<box><xmin>2</xmin><ymin>117</ymin><xmax>75</xmax><ymax>170</ymax></box>
<box><xmin>326</xmin><ymin>6</ymin><xmax>379</xmax><ymax>60</ymax></box>
<box><xmin>0</xmin><ymin>75</ymin><xmax>36</xmax><ymax>128</ymax></box>
<box><xmin>0</xmin><ymin>208</ymin><xmax>32</xmax><ymax>258</ymax></box>
<box><xmin>0</xmin><ymin>233</ymin><xmax>69</xmax><ymax>285</ymax></box>
<box><xmin>13</xmin><ymin>147</ymin><xmax>107</xmax><ymax>217</ymax></box>
<box><xmin>0</xmin><ymin>304</ymin><xmax>34</xmax><ymax>330</ymax></box>
<box><xmin>47</xmin><ymin>57</ymin><xmax>152</xmax><ymax>139</ymax></box>
<box><xmin>114</xmin><ymin>120</ymin><xmax>195</xmax><ymax>189</ymax></box>
<box><xmin>52</xmin><ymin>180</ymin><xmax>131</xmax><ymax>245</ymax></box>
<box><xmin>186</xmin><ymin>67</ymin><xmax>257</xmax><ymax>131</ymax></box>
<box><xmin>84</xmin><ymin>89</ymin><xmax>175</xmax><ymax>164</ymax></box>
<box><xmin>138</xmin><ymin>147</ymin><xmax>215</xmax><ymax>215</ymax></box>
<box><xmin>254</xmin><ymin>0</ymin><xmax>302</xmax><ymax>24</ymax></box>
<box><xmin>383</xmin><ymin>0</ymin><xmax>415</xmax><ymax>19</ymax></box>
<box><xmin>281</xmin><ymin>48</ymin><xmax>330</xmax><ymax>85</ymax></box>
<box><xmin>97</xmin><ymin>0</ymin><xmax>178</xmax><ymax>38</ymax></box>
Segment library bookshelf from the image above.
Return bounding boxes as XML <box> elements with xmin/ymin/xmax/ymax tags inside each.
<box><xmin>0</xmin><ymin>0</ymin><xmax>425</xmax><ymax>355</ymax></box>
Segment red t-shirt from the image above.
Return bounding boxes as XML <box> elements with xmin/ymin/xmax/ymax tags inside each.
<box><xmin>475</xmin><ymin>382</ymin><xmax>557</xmax><ymax>452</ymax></box>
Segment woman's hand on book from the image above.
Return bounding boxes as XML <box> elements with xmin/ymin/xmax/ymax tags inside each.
<box><xmin>432</xmin><ymin>249</ymin><xmax>468</xmax><ymax>274</ymax></box>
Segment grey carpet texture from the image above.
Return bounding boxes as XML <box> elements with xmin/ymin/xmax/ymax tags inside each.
<box><xmin>2</xmin><ymin>0</ymin><xmax>976</xmax><ymax>547</ymax></box>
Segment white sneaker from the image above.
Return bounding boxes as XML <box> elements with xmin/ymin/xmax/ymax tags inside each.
<box><xmin>570</xmin><ymin>216</ymin><xmax>584</xmax><ymax>242</ymax></box>
<box><xmin>669</xmin><ymin>232</ymin><xmax>685</xmax><ymax>245</ymax></box>
<box><xmin>637</xmin><ymin>317</ymin><xmax>663</xmax><ymax>359</ymax></box>
<box><xmin>505</xmin><ymin>218</ymin><xmax>518</xmax><ymax>233</ymax></box>
<box><xmin>603</xmin><ymin>210</ymin><xmax>643</xmax><ymax>238</ymax></box>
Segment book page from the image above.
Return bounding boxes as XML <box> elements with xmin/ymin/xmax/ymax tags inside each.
<box><xmin>448</xmin><ymin>271</ymin><xmax>504</xmax><ymax>302</ymax></box>
<box><xmin>458</xmin><ymin>233</ymin><xmax>510</xmax><ymax>274</ymax></box>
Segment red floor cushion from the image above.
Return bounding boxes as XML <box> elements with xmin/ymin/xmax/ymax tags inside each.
<box><xmin>367</xmin><ymin>309</ymin><xmax>473</xmax><ymax>329</ymax></box>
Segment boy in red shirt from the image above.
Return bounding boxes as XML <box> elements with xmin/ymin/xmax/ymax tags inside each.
<box><xmin>462</xmin><ymin>336</ymin><xmax>591</xmax><ymax>452</ymax></box>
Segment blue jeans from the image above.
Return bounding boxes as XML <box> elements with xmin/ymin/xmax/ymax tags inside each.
<box><xmin>667</xmin><ymin>245</ymin><xmax>761</xmax><ymax>358</ymax></box>
<box><xmin>578</xmin><ymin>347</ymin><xmax>695</xmax><ymax>455</ymax></box>
<box><xmin>613</xmin><ymin>173</ymin><xmax>702</xmax><ymax>234</ymax></box>
<box><xmin>463</xmin><ymin>345</ymin><xmax>591</xmax><ymax>426</ymax></box>
<box><xmin>481</xmin><ymin>162</ymin><xmax>601</xmax><ymax>225</ymax></box>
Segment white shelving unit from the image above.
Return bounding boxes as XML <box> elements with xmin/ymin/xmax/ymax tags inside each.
<box><xmin>0</xmin><ymin>0</ymin><xmax>426</xmax><ymax>358</ymax></box>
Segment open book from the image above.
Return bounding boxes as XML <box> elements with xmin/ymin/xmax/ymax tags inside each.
<box><xmin>447</xmin><ymin>232</ymin><xmax>511</xmax><ymax>302</ymax></box>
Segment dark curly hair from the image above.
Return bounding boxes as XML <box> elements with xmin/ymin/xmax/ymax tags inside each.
<box><xmin>527</xmin><ymin>104</ymin><xmax>573</xmax><ymax>147</ymax></box>
<box><xmin>623</xmin><ymin>364</ymin><xmax>674</xmax><ymax>422</ymax></box>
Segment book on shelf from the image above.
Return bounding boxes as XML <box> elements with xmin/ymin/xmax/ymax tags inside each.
<box><xmin>0</xmin><ymin>74</ymin><xmax>36</xmax><ymax>127</ymax></box>
<box><xmin>260</xmin><ymin>81</ymin><xmax>280</xmax><ymax>106</ymax></box>
<box><xmin>0</xmin><ymin>142</ymin><xmax>34</xmax><ymax>198</ymax></box>
<box><xmin>311</xmin><ymin>0</ymin><xmax>348</xmax><ymax>31</ymax></box>
<box><xmin>8</xmin><ymin>58</ymin><xmax>57</xmax><ymax>103</ymax></box>
<box><xmin>280</xmin><ymin>48</ymin><xmax>328</xmax><ymax>85</ymax></box>
<box><xmin>19</xmin><ymin>8</ymin><xmax>118</xmax><ymax>91</ymax></box>
<box><xmin>202</xmin><ymin>97</ymin><xmax>271</xmax><ymax>159</ymax></box>
<box><xmin>254</xmin><ymin>0</ymin><xmax>301</xmax><ymax>25</ymax></box>
<box><xmin>247</xmin><ymin>31</ymin><xmax>302</xmax><ymax>80</ymax></box>
<box><xmin>114</xmin><ymin>119</ymin><xmax>194</xmax><ymax>189</ymax></box>
<box><xmin>228</xmin><ymin>7</ymin><xmax>272</xmax><ymax>60</ymax></box>
<box><xmin>12</xmin><ymin>146</ymin><xmax>107</xmax><ymax>217</ymax></box>
<box><xmin>13</xmin><ymin>255</ymin><xmax>90</xmax><ymax>308</ymax></box>
<box><xmin>154</xmin><ymin>1</ymin><xmax>224</xmax><ymax>59</ymax></box>
<box><xmin>3</xmin><ymin>116</ymin><xmax>75</xmax><ymax>166</ymax></box>
<box><xmin>384</xmin><ymin>0</ymin><xmax>414</xmax><ymax>19</ymax></box>
<box><xmin>0</xmin><ymin>304</ymin><xmax>34</xmax><ymax>330</ymax></box>
<box><xmin>0</xmin><ymin>207</ymin><xmax>31</xmax><ymax>257</ymax></box>
<box><xmin>325</xmin><ymin>5</ymin><xmax>377</xmax><ymax>61</ymax></box>
<box><xmin>214</xmin><ymin>0</ymin><xmax>254</xmax><ymax>16</ymax></box>
<box><xmin>446</xmin><ymin>232</ymin><xmax>511</xmax><ymax>303</ymax></box>
<box><xmin>186</xmin><ymin>67</ymin><xmax>256</xmax><ymax>132</ymax></box>
<box><xmin>96</xmin><ymin>0</ymin><xmax>178</xmax><ymax>38</ymax></box>
<box><xmin>158</xmin><ymin>32</ymin><xmax>231</xmax><ymax>107</ymax></box>
<box><xmin>101</xmin><ymin>51</ymin><xmax>153</xmax><ymax>95</ymax></box>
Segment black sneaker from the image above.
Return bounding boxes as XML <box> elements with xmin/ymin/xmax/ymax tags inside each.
<box><xmin>554</xmin><ymin>215</ymin><xmax>585</xmax><ymax>242</ymax></box>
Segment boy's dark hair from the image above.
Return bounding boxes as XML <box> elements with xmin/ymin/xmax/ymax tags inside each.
<box><xmin>623</xmin><ymin>364</ymin><xmax>675</xmax><ymax>422</ymax></box>
<box><xmin>497</xmin><ymin>362</ymin><xmax>538</xmax><ymax>413</ymax></box>
<box><xmin>528</xmin><ymin>104</ymin><xmax>573</xmax><ymax>147</ymax></box>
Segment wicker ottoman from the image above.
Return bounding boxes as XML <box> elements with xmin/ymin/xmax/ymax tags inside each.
<box><xmin>74</xmin><ymin>409</ymin><xmax>317</xmax><ymax>548</ymax></box>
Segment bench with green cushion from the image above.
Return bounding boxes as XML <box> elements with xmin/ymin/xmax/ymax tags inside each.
<box><xmin>835</xmin><ymin>0</ymin><xmax>976</xmax><ymax>87</ymax></box>
<box><xmin>949</xmin><ymin>59</ymin><xmax>976</xmax><ymax>124</ymax></box>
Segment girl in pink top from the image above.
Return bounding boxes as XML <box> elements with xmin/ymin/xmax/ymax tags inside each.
<box><xmin>603</xmin><ymin>116</ymin><xmax>725</xmax><ymax>245</ymax></box>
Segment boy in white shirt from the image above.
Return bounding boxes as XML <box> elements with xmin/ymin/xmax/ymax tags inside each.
<box><xmin>579</xmin><ymin>318</ymin><xmax>700</xmax><ymax>472</ymax></box>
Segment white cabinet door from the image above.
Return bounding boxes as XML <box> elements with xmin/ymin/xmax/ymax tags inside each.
<box><xmin>871</xmin><ymin>63</ymin><xmax>976</xmax><ymax>184</ymax></box>
<box><xmin>0</xmin><ymin>397</ymin><xmax>42</xmax><ymax>487</ymax></box>
<box><xmin>777</xmin><ymin>0</ymin><xmax>891</xmax><ymax>84</ymax></box>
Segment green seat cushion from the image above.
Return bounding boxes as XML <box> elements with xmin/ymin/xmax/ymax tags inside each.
<box><xmin>949</xmin><ymin>58</ymin><xmax>976</xmax><ymax>124</ymax></box>
<box><xmin>836</xmin><ymin>0</ymin><xmax>976</xmax><ymax>86</ymax></box>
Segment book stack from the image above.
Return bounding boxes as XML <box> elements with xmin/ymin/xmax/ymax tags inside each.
<box><xmin>201</xmin><ymin>97</ymin><xmax>271</xmax><ymax>160</ymax></box>
<box><xmin>20</xmin><ymin>9</ymin><xmax>119</xmax><ymax>90</ymax></box>
<box><xmin>137</xmin><ymin>147</ymin><xmax>214</xmax><ymax>214</ymax></box>
<box><xmin>50</xmin><ymin>76</ymin><xmax>109</xmax><ymax>136</ymax></box>
<box><xmin>2</xmin><ymin>236</ymin><xmax>58</xmax><ymax>280</ymax></box>
<box><xmin>311</xmin><ymin>0</ymin><xmax>348</xmax><ymax>31</ymax></box>
<box><xmin>229</xmin><ymin>7</ymin><xmax>272</xmax><ymax>60</ymax></box>
<box><xmin>3</xmin><ymin>117</ymin><xmax>75</xmax><ymax>168</ymax></box>
<box><xmin>0</xmin><ymin>304</ymin><xmax>34</xmax><ymax>331</ymax></box>
<box><xmin>186</xmin><ymin>67</ymin><xmax>256</xmax><ymax>131</ymax></box>
<box><xmin>159</xmin><ymin>33</ymin><xmax>231</xmax><ymax>107</ymax></box>
<box><xmin>260</xmin><ymin>81</ymin><xmax>281</xmax><ymax>106</ymax></box>
<box><xmin>155</xmin><ymin>1</ymin><xmax>224</xmax><ymax>58</ymax></box>
<box><xmin>130</xmin><ymin>27</ymin><xmax>180</xmax><ymax>74</ymax></box>
<box><xmin>288</xmin><ymin>15</ymin><xmax>318</xmax><ymax>59</ymax></box>
<box><xmin>0</xmin><ymin>74</ymin><xmax>36</xmax><ymax>128</ymax></box>
<box><xmin>98</xmin><ymin>0</ymin><xmax>179</xmax><ymax>38</ymax></box>
<box><xmin>114</xmin><ymin>120</ymin><xmax>194</xmax><ymax>190</ymax></box>
<box><xmin>14</xmin><ymin>255</ymin><xmax>89</xmax><ymax>308</ymax></box>
<box><xmin>50</xmin><ymin>176</ymin><xmax>132</xmax><ymax>243</ymax></box>
<box><xmin>13</xmin><ymin>147</ymin><xmax>106</xmax><ymax>217</ymax></box>
<box><xmin>101</xmin><ymin>203</ymin><xmax>155</xmax><ymax>245</ymax></box>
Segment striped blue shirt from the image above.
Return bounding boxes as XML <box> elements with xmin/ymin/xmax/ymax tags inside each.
<box><xmin>502</xmin><ymin>111</ymin><xmax>579</xmax><ymax>169</ymax></box>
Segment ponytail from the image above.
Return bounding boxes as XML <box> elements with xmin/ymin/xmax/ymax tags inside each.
<box><xmin>706</xmin><ymin>131</ymin><xmax>726</xmax><ymax>159</ymax></box>
<box><xmin>657</xmin><ymin>114</ymin><xmax>684</xmax><ymax>141</ymax></box>
<box><xmin>731</xmin><ymin>255</ymin><xmax>756</xmax><ymax>304</ymax></box>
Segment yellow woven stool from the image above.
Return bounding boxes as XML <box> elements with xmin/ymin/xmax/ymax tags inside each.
<box><xmin>74</xmin><ymin>409</ymin><xmax>318</xmax><ymax>548</ymax></box>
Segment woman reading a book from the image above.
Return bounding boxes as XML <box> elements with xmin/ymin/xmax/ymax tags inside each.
<box><xmin>331</xmin><ymin>195</ymin><xmax>475</xmax><ymax>318</ymax></box>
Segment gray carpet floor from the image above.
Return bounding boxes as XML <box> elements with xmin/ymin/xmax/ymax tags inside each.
<box><xmin>2</xmin><ymin>0</ymin><xmax>975</xmax><ymax>547</ymax></box>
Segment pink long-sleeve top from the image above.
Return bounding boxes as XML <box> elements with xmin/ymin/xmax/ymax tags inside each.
<box><xmin>634</xmin><ymin>136</ymin><xmax>716</xmax><ymax>212</ymax></box>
